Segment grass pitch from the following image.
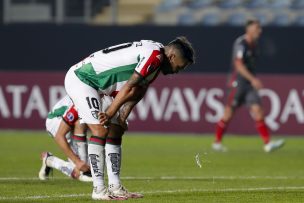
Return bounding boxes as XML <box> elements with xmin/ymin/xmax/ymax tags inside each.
<box><xmin>0</xmin><ymin>131</ymin><xmax>303</xmax><ymax>202</ymax></box>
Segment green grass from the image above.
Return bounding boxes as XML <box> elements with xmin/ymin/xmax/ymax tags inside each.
<box><xmin>0</xmin><ymin>131</ymin><xmax>304</xmax><ymax>202</ymax></box>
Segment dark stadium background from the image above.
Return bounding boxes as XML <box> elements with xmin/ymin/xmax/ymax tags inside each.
<box><xmin>0</xmin><ymin>0</ymin><xmax>303</xmax><ymax>134</ymax></box>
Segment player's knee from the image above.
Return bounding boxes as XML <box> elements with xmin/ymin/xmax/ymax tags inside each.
<box><xmin>108</xmin><ymin>124</ymin><xmax>125</xmax><ymax>138</ymax></box>
<box><xmin>223</xmin><ymin>108</ymin><xmax>233</xmax><ymax>121</ymax></box>
<box><xmin>251</xmin><ymin>107</ymin><xmax>264</xmax><ymax>121</ymax></box>
<box><xmin>89</xmin><ymin>124</ymin><xmax>108</xmax><ymax>137</ymax></box>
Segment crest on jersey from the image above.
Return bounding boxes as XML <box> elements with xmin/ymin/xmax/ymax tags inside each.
<box><xmin>91</xmin><ymin>110</ymin><xmax>99</xmax><ymax>119</ymax></box>
<box><xmin>66</xmin><ymin>112</ymin><xmax>75</xmax><ymax>122</ymax></box>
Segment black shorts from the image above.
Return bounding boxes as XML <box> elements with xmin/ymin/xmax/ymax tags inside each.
<box><xmin>226</xmin><ymin>84</ymin><xmax>261</xmax><ymax>109</ymax></box>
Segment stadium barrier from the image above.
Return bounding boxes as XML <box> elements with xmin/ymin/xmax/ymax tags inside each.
<box><xmin>0</xmin><ymin>25</ymin><xmax>303</xmax><ymax>73</ymax></box>
<box><xmin>0</xmin><ymin>72</ymin><xmax>303</xmax><ymax>135</ymax></box>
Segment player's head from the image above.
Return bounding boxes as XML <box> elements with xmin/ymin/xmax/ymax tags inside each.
<box><xmin>161</xmin><ymin>36</ymin><xmax>195</xmax><ymax>75</ymax></box>
<box><xmin>245</xmin><ymin>19</ymin><xmax>262</xmax><ymax>41</ymax></box>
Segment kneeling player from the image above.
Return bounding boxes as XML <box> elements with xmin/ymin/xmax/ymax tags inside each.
<box><xmin>39</xmin><ymin>95</ymin><xmax>92</xmax><ymax>182</ymax></box>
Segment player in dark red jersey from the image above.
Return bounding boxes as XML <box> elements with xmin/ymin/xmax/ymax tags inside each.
<box><xmin>212</xmin><ymin>20</ymin><xmax>284</xmax><ymax>153</ymax></box>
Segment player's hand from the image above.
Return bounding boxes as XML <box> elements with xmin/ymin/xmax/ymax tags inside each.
<box><xmin>251</xmin><ymin>78</ymin><xmax>263</xmax><ymax>90</ymax></box>
<box><xmin>75</xmin><ymin>160</ymin><xmax>90</xmax><ymax>172</ymax></box>
<box><xmin>98</xmin><ymin>112</ymin><xmax>111</xmax><ymax>127</ymax></box>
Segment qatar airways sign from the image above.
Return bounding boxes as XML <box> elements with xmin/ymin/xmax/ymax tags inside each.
<box><xmin>0</xmin><ymin>72</ymin><xmax>303</xmax><ymax>135</ymax></box>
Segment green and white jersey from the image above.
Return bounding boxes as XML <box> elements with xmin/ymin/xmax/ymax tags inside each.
<box><xmin>46</xmin><ymin>95</ymin><xmax>79</xmax><ymax>137</ymax></box>
<box><xmin>73</xmin><ymin>40</ymin><xmax>164</xmax><ymax>97</ymax></box>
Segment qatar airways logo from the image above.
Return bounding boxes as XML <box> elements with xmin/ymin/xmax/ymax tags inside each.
<box><xmin>0</xmin><ymin>85</ymin><xmax>66</xmax><ymax>119</ymax></box>
<box><xmin>129</xmin><ymin>87</ymin><xmax>304</xmax><ymax>131</ymax></box>
<box><xmin>0</xmin><ymin>84</ymin><xmax>303</xmax><ymax>133</ymax></box>
<box><xmin>259</xmin><ymin>89</ymin><xmax>304</xmax><ymax>131</ymax></box>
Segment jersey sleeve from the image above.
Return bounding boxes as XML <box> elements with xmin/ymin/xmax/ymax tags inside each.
<box><xmin>233</xmin><ymin>43</ymin><xmax>245</xmax><ymax>60</ymax></box>
<box><xmin>135</xmin><ymin>49</ymin><xmax>162</xmax><ymax>79</ymax></box>
<box><xmin>62</xmin><ymin>105</ymin><xmax>79</xmax><ymax>126</ymax></box>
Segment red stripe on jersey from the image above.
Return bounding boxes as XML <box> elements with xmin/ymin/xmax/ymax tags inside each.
<box><xmin>139</xmin><ymin>50</ymin><xmax>162</xmax><ymax>77</ymax></box>
<box><xmin>63</xmin><ymin>105</ymin><xmax>78</xmax><ymax>126</ymax></box>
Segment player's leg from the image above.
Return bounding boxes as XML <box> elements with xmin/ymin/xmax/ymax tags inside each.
<box><xmin>106</xmin><ymin>124</ymin><xmax>123</xmax><ymax>191</ymax></box>
<box><xmin>71</xmin><ymin>121</ymin><xmax>88</xmax><ymax>163</ymax></box>
<box><xmin>212</xmin><ymin>86</ymin><xmax>243</xmax><ymax>151</ymax></box>
<box><xmin>64</xmin><ymin>69</ymin><xmax>126</xmax><ymax>200</ymax></box>
<box><xmin>215</xmin><ymin>105</ymin><xmax>234</xmax><ymax>143</ymax></box>
<box><xmin>41</xmin><ymin>118</ymin><xmax>60</xmax><ymax>180</ymax></box>
<box><xmin>212</xmin><ymin>105</ymin><xmax>234</xmax><ymax>152</ymax></box>
<box><xmin>247</xmin><ymin>90</ymin><xmax>284</xmax><ymax>152</ymax></box>
<box><xmin>40</xmin><ymin>151</ymin><xmax>92</xmax><ymax>182</ymax></box>
<box><xmin>250</xmin><ymin>103</ymin><xmax>270</xmax><ymax>144</ymax></box>
<box><xmin>105</xmin><ymin>123</ymin><xmax>143</xmax><ymax>198</ymax></box>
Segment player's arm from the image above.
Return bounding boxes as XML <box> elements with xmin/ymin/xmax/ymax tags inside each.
<box><xmin>117</xmin><ymin>86</ymin><xmax>148</xmax><ymax>130</ymax></box>
<box><xmin>234</xmin><ymin>59</ymin><xmax>262</xmax><ymax>90</ymax></box>
<box><xmin>99</xmin><ymin>48</ymin><xmax>161</xmax><ymax>126</ymax></box>
<box><xmin>233</xmin><ymin>43</ymin><xmax>263</xmax><ymax>90</ymax></box>
<box><xmin>54</xmin><ymin>120</ymin><xmax>89</xmax><ymax>172</ymax></box>
<box><xmin>99</xmin><ymin>72</ymin><xmax>148</xmax><ymax>126</ymax></box>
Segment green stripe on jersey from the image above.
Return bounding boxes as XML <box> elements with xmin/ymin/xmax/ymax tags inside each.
<box><xmin>47</xmin><ymin>106</ymin><xmax>68</xmax><ymax>119</ymax></box>
<box><xmin>74</xmin><ymin>63</ymin><xmax>137</xmax><ymax>90</ymax></box>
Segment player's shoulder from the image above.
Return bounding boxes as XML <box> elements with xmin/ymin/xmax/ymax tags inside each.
<box><xmin>137</xmin><ymin>40</ymin><xmax>164</xmax><ymax>51</ymax></box>
<box><xmin>234</xmin><ymin>35</ymin><xmax>246</xmax><ymax>46</ymax></box>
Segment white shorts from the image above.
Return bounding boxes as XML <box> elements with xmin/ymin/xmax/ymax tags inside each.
<box><xmin>65</xmin><ymin>66</ymin><xmax>126</xmax><ymax>126</ymax></box>
<box><xmin>65</xmin><ymin>66</ymin><xmax>101</xmax><ymax>124</ymax></box>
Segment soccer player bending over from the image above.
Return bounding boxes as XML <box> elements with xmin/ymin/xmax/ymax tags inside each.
<box><xmin>64</xmin><ymin>37</ymin><xmax>195</xmax><ymax>200</ymax></box>
<box><xmin>39</xmin><ymin>95</ymin><xmax>92</xmax><ymax>182</ymax></box>
<box><xmin>212</xmin><ymin>20</ymin><xmax>284</xmax><ymax>153</ymax></box>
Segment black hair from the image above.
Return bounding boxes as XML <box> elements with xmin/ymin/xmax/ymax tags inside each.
<box><xmin>168</xmin><ymin>36</ymin><xmax>195</xmax><ymax>64</ymax></box>
<box><xmin>246</xmin><ymin>19</ymin><xmax>260</xmax><ymax>28</ymax></box>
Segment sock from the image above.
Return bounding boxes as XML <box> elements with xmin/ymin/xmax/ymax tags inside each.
<box><xmin>46</xmin><ymin>155</ymin><xmax>75</xmax><ymax>177</ymax></box>
<box><xmin>105</xmin><ymin>138</ymin><xmax>122</xmax><ymax>187</ymax></box>
<box><xmin>72</xmin><ymin>134</ymin><xmax>87</xmax><ymax>163</ymax></box>
<box><xmin>256</xmin><ymin>120</ymin><xmax>270</xmax><ymax>144</ymax></box>
<box><xmin>215</xmin><ymin>119</ymin><xmax>227</xmax><ymax>143</ymax></box>
<box><xmin>88</xmin><ymin>135</ymin><xmax>106</xmax><ymax>189</ymax></box>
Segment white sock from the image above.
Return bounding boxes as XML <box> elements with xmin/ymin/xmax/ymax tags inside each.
<box><xmin>46</xmin><ymin>156</ymin><xmax>74</xmax><ymax>177</ymax></box>
<box><xmin>88</xmin><ymin>137</ymin><xmax>106</xmax><ymax>189</ymax></box>
<box><xmin>72</xmin><ymin>134</ymin><xmax>88</xmax><ymax>163</ymax></box>
<box><xmin>105</xmin><ymin>143</ymin><xmax>121</xmax><ymax>186</ymax></box>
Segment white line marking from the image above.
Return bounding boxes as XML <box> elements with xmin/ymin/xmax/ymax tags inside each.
<box><xmin>142</xmin><ymin>186</ymin><xmax>304</xmax><ymax>194</ymax></box>
<box><xmin>1</xmin><ymin>187</ymin><xmax>304</xmax><ymax>200</ymax></box>
<box><xmin>0</xmin><ymin>194</ymin><xmax>88</xmax><ymax>201</ymax></box>
<box><xmin>1</xmin><ymin>176</ymin><xmax>304</xmax><ymax>181</ymax></box>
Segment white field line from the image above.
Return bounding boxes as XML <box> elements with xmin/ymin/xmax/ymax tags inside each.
<box><xmin>1</xmin><ymin>176</ymin><xmax>304</xmax><ymax>181</ymax></box>
<box><xmin>1</xmin><ymin>186</ymin><xmax>304</xmax><ymax>201</ymax></box>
